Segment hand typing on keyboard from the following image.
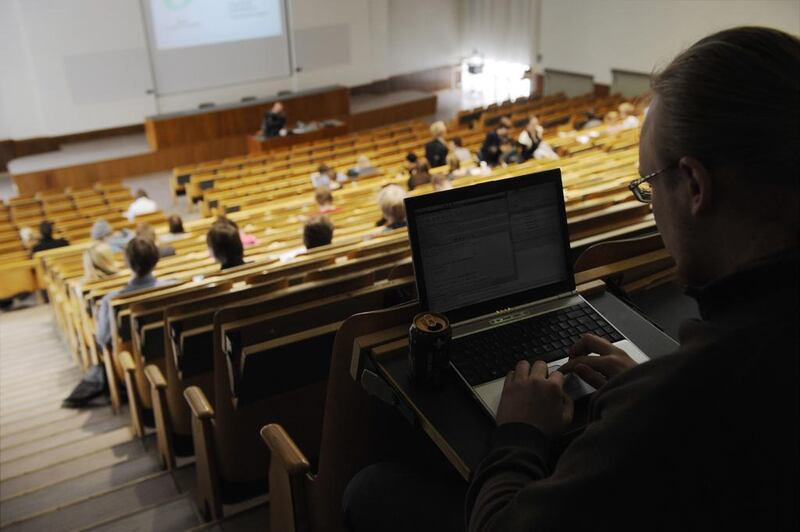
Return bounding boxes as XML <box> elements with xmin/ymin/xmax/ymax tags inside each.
<box><xmin>495</xmin><ymin>359</ymin><xmax>574</xmax><ymax>436</ymax></box>
<box><xmin>559</xmin><ymin>334</ymin><xmax>638</xmax><ymax>389</ymax></box>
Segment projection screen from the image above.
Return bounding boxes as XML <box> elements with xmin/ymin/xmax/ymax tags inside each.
<box><xmin>141</xmin><ymin>0</ymin><xmax>292</xmax><ymax>95</ymax></box>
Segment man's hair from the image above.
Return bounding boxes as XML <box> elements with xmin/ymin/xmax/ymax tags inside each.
<box><xmin>416</xmin><ymin>157</ymin><xmax>431</xmax><ymax>174</ymax></box>
<box><xmin>315</xmin><ymin>186</ymin><xmax>333</xmax><ymax>206</ymax></box>
<box><xmin>651</xmin><ymin>26</ymin><xmax>800</xmax><ymax>184</ymax></box>
<box><xmin>135</xmin><ymin>189</ymin><xmax>148</xmax><ymax>199</ymax></box>
<box><xmin>317</xmin><ymin>164</ymin><xmax>331</xmax><ymax>175</ymax></box>
<box><xmin>303</xmin><ymin>216</ymin><xmax>334</xmax><ymax>249</ymax></box>
<box><xmin>168</xmin><ymin>215</ymin><xmax>184</xmax><ymax>234</ymax></box>
<box><xmin>378</xmin><ymin>184</ymin><xmax>406</xmax><ymax>224</ymax></box>
<box><xmin>405</xmin><ymin>152</ymin><xmax>418</xmax><ymax>164</ymax></box>
<box><xmin>206</xmin><ymin>220</ymin><xmax>243</xmax><ymax>265</ymax></box>
<box><xmin>452</xmin><ymin>136</ymin><xmax>463</xmax><ymax>148</ymax></box>
<box><xmin>125</xmin><ymin>236</ymin><xmax>159</xmax><ymax>278</ymax></box>
<box><xmin>39</xmin><ymin>220</ymin><xmax>53</xmax><ymax>239</ymax></box>
<box><xmin>136</xmin><ymin>223</ymin><xmax>156</xmax><ymax>242</ymax></box>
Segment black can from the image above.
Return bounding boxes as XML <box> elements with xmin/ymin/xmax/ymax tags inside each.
<box><xmin>408</xmin><ymin>312</ymin><xmax>451</xmax><ymax>388</ymax></box>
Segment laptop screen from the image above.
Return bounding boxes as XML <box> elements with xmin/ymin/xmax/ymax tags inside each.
<box><xmin>406</xmin><ymin>170</ymin><xmax>575</xmax><ymax>321</ymax></box>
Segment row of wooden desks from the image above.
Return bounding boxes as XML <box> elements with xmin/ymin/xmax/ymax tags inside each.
<box><xmin>353</xmin><ymin>285</ymin><xmax>678</xmax><ymax>479</ymax></box>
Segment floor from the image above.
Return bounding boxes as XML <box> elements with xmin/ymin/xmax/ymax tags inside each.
<box><xmin>0</xmin><ymin>304</ymin><xmax>269</xmax><ymax>531</ymax></box>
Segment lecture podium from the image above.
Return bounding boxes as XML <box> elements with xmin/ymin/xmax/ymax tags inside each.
<box><xmin>352</xmin><ymin>282</ymin><xmax>679</xmax><ymax>480</ymax></box>
<box><xmin>245</xmin><ymin>119</ymin><xmax>349</xmax><ymax>154</ymax></box>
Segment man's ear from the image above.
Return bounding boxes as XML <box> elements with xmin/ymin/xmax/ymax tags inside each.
<box><xmin>678</xmin><ymin>156</ymin><xmax>713</xmax><ymax>217</ymax></box>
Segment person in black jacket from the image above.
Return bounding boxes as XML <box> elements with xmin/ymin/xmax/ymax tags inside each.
<box><xmin>479</xmin><ymin>118</ymin><xmax>511</xmax><ymax>167</ymax></box>
<box><xmin>31</xmin><ymin>220</ymin><xmax>69</xmax><ymax>255</ymax></box>
<box><xmin>425</xmin><ymin>121</ymin><xmax>449</xmax><ymax>168</ymax></box>
<box><xmin>344</xmin><ymin>27</ymin><xmax>800</xmax><ymax>532</ymax></box>
<box><xmin>261</xmin><ymin>101</ymin><xmax>286</xmax><ymax>138</ymax></box>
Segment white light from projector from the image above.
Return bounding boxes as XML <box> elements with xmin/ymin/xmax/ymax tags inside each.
<box><xmin>461</xmin><ymin>58</ymin><xmax>531</xmax><ymax>104</ymax></box>
<box><xmin>149</xmin><ymin>0</ymin><xmax>284</xmax><ymax>50</ymax></box>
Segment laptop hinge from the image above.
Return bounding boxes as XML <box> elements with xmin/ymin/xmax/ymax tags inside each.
<box><xmin>453</xmin><ymin>290</ymin><xmax>580</xmax><ymax>332</ymax></box>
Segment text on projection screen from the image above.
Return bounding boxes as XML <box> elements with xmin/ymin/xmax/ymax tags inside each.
<box><xmin>150</xmin><ymin>0</ymin><xmax>284</xmax><ymax>50</ymax></box>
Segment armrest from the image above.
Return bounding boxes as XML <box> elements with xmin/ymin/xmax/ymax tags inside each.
<box><xmin>184</xmin><ymin>385</ymin><xmax>215</xmax><ymax>420</ymax></box>
<box><xmin>144</xmin><ymin>364</ymin><xmax>166</xmax><ymax>389</ymax></box>
<box><xmin>119</xmin><ymin>350</ymin><xmax>136</xmax><ymax>372</ymax></box>
<box><xmin>261</xmin><ymin>424</ymin><xmax>310</xmax><ymax>476</ymax></box>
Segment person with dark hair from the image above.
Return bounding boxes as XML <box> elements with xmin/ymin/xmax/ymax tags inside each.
<box><xmin>407</xmin><ymin>158</ymin><xmax>432</xmax><ymax>191</ymax></box>
<box><xmin>479</xmin><ymin>122</ymin><xmax>510</xmax><ymax>167</ymax></box>
<box><xmin>314</xmin><ymin>186</ymin><xmax>337</xmax><ymax>214</ymax></box>
<box><xmin>66</xmin><ymin>236</ymin><xmax>172</xmax><ymax>408</ymax></box>
<box><xmin>303</xmin><ymin>216</ymin><xmax>334</xmax><ymax>249</ymax></box>
<box><xmin>345</xmin><ymin>27</ymin><xmax>800</xmax><ymax>532</ymax></box>
<box><xmin>277</xmin><ymin>216</ymin><xmax>334</xmax><ymax>262</ymax></box>
<box><xmin>311</xmin><ymin>163</ymin><xmax>347</xmax><ymax>189</ymax></box>
<box><xmin>31</xmin><ymin>220</ymin><xmax>69</xmax><ymax>255</ymax></box>
<box><xmin>206</xmin><ymin>218</ymin><xmax>246</xmax><ymax>270</ymax></box>
<box><xmin>160</xmin><ymin>214</ymin><xmax>188</xmax><ymax>243</ymax></box>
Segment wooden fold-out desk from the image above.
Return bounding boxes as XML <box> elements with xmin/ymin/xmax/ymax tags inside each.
<box><xmin>353</xmin><ymin>283</ymin><xmax>679</xmax><ymax>479</ymax></box>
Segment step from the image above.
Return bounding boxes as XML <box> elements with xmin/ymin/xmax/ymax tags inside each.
<box><xmin>0</xmin><ymin>453</ymin><xmax>162</xmax><ymax>527</ymax></box>
<box><xmin>1</xmin><ymin>472</ymin><xmax>181</xmax><ymax>532</ymax></box>
<box><xmin>186</xmin><ymin>504</ymin><xmax>270</xmax><ymax>532</ymax></box>
<box><xmin>1</xmin><ymin>426</ymin><xmax>134</xmax><ymax>481</ymax></box>
<box><xmin>0</xmin><ymin>406</ymin><xmax>125</xmax><ymax>451</ymax></box>
<box><xmin>0</xmin><ymin>437</ymin><xmax>153</xmax><ymax>501</ymax></box>
<box><xmin>0</xmin><ymin>414</ymin><xmax>129</xmax><ymax>463</ymax></box>
<box><xmin>83</xmin><ymin>494</ymin><xmax>201</xmax><ymax>532</ymax></box>
<box><xmin>0</xmin><ymin>405</ymin><xmax>119</xmax><ymax>442</ymax></box>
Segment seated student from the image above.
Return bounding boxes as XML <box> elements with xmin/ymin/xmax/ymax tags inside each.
<box><xmin>450</xmin><ymin>137</ymin><xmax>473</xmax><ymax>163</ymax></box>
<box><xmin>425</xmin><ymin>121</ymin><xmax>450</xmax><ymax>168</ymax></box>
<box><xmin>83</xmin><ymin>219</ymin><xmax>119</xmax><ymax>281</ymax></box>
<box><xmin>518</xmin><ymin>116</ymin><xmax>543</xmax><ymax>161</ymax></box>
<box><xmin>94</xmin><ymin>236</ymin><xmax>170</xmax><ymax>349</ymax></box>
<box><xmin>315</xmin><ymin>186</ymin><xmax>338</xmax><ymax>214</ymax></box>
<box><xmin>206</xmin><ymin>218</ymin><xmax>246</xmax><ymax>270</ymax></box>
<box><xmin>344</xmin><ymin>26</ymin><xmax>800</xmax><ymax>532</ymax></box>
<box><xmin>136</xmin><ymin>223</ymin><xmax>176</xmax><ymax>258</ymax></box>
<box><xmin>348</xmin><ymin>155</ymin><xmax>379</xmax><ymax>180</ymax></box>
<box><xmin>407</xmin><ymin>158</ymin><xmax>432</xmax><ymax>191</ymax></box>
<box><xmin>479</xmin><ymin>119</ymin><xmax>511</xmax><ymax>167</ymax></box>
<box><xmin>376</xmin><ymin>184</ymin><xmax>407</xmax><ymax>231</ymax></box>
<box><xmin>159</xmin><ymin>215</ymin><xmax>189</xmax><ymax>243</ymax></box>
<box><xmin>278</xmin><ymin>216</ymin><xmax>335</xmax><ymax>262</ymax></box>
<box><xmin>311</xmin><ymin>164</ymin><xmax>347</xmax><ymax>189</ymax></box>
<box><xmin>31</xmin><ymin>220</ymin><xmax>69</xmax><ymax>255</ymax></box>
<box><xmin>124</xmin><ymin>189</ymin><xmax>158</xmax><ymax>222</ymax></box>
<box><xmin>64</xmin><ymin>237</ymin><xmax>171</xmax><ymax>408</ymax></box>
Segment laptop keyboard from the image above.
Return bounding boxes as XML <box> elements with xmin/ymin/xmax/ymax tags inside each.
<box><xmin>451</xmin><ymin>301</ymin><xmax>624</xmax><ymax>386</ymax></box>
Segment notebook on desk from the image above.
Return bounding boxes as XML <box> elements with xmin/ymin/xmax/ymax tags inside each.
<box><xmin>405</xmin><ymin>169</ymin><xmax>649</xmax><ymax>418</ymax></box>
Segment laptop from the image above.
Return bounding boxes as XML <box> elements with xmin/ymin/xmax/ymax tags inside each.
<box><xmin>405</xmin><ymin>169</ymin><xmax>649</xmax><ymax>418</ymax></box>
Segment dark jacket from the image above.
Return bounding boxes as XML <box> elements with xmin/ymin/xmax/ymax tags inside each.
<box><xmin>31</xmin><ymin>237</ymin><xmax>69</xmax><ymax>255</ymax></box>
<box><xmin>479</xmin><ymin>131</ymin><xmax>503</xmax><ymax>166</ymax></box>
<box><xmin>263</xmin><ymin>111</ymin><xmax>286</xmax><ymax>137</ymax></box>
<box><xmin>467</xmin><ymin>250</ymin><xmax>799</xmax><ymax>531</ymax></box>
<box><xmin>425</xmin><ymin>139</ymin><xmax>449</xmax><ymax>168</ymax></box>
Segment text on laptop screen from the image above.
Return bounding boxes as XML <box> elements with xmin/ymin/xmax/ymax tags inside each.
<box><xmin>414</xmin><ymin>181</ymin><xmax>568</xmax><ymax>313</ymax></box>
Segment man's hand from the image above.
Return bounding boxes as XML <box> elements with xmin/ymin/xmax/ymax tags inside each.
<box><xmin>559</xmin><ymin>334</ymin><xmax>638</xmax><ymax>389</ymax></box>
<box><xmin>495</xmin><ymin>359</ymin><xmax>574</xmax><ymax>437</ymax></box>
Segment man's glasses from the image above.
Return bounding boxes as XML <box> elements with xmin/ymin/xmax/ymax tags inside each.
<box><xmin>628</xmin><ymin>163</ymin><xmax>676</xmax><ymax>203</ymax></box>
